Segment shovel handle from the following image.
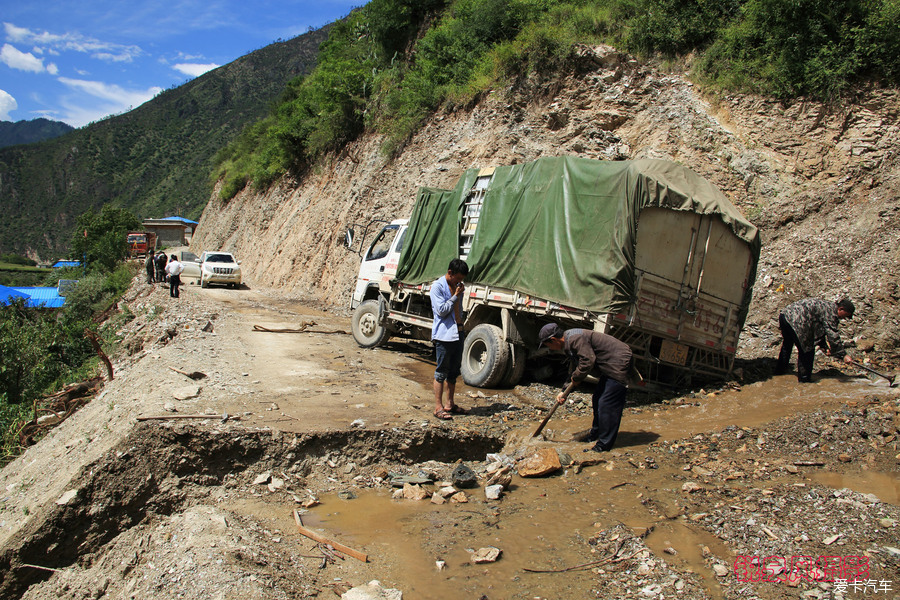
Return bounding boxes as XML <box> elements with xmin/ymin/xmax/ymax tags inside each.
<box><xmin>532</xmin><ymin>400</ymin><xmax>561</xmax><ymax>437</ymax></box>
<box><xmin>850</xmin><ymin>359</ymin><xmax>896</xmax><ymax>384</ymax></box>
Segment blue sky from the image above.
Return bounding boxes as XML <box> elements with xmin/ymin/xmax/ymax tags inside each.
<box><xmin>0</xmin><ymin>1</ymin><xmax>359</xmax><ymax>128</ymax></box>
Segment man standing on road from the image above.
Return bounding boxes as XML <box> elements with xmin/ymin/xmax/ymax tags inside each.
<box><xmin>155</xmin><ymin>251</ymin><xmax>168</xmax><ymax>284</ymax></box>
<box><xmin>145</xmin><ymin>250</ymin><xmax>155</xmax><ymax>284</ymax></box>
<box><xmin>165</xmin><ymin>254</ymin><xmax>184</xmax><ymax>298</ymax></box>
<box><xmin>430</xmin><ymin>258</ymin><xmax>469</xmax><ymax>420</ymax></box>
<box><xmin>775</xmin><ymin>297</ymin><xmax>855</xmax><ymax>382</ymax></box>
<box><xmin>539</xmin><ymin>323</ymin><xmax>632</xmax><ymax>452</ymax></box>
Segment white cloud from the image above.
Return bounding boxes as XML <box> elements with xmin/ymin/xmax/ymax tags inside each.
<box><xmin>172</xmin><ymin>62</ymin><xmax>219</xmax><ymax>77</ymax></box>
<box><xmin>0</xmin><ymin>89</ymin><xmax>17</xmax><ymax>120</ymax></box>
<box><xmin>3</xmin><ymin>22</ymin><xmax>143</xmax><ymax>63</ymax></box>
<box><xmin>58</xmin><ymin>77</ymin><xmax>161</xmax><ymax>105</ymax></box>
<box><xmin>56</xmin><ymin>77</ymin><xmax>162</xmax><ymax>127</ymax></box>
<box><xmin>1</xmin><ymin>44</ymin><xmax>46</xmax><ymax>73</ymax></box>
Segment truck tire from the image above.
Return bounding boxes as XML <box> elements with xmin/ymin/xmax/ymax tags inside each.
<box><xmin>352</xmin><ymin>300</ymin><xmax>389</xmax><ymax>348</ymax></box>
<box><xmin>462</xmin><ymin>324</ymin><xmax>510</xmax><ymax>388</ymax></box>
<box><xmin>499</xmin><ymin>343</ymin><xmax>526</xmax><ymax>388</ymax></box>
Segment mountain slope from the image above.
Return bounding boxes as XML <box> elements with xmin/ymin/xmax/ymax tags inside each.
<box><xmin>190</xmin><ymin>46</ymin><xmax>900</xmax><ymax>354</ymax></box>
<box><xmin>0</xmin><ymin>119</ymin><xmax>74</xmax><ymax>148</ymax></box>
<box><xmin>0</xmin><ymin>25</ymin><xmax>331</xmax><ymax>261</ymax></box>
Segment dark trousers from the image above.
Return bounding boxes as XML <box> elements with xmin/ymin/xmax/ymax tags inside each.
<box><xmin>588</xmin><ymin>376</ymin><xmax>628</xmax><ymax>451</ymax></box>
<box><xmin>169</xmin><ymin>275</ymin><xmax>181</xmax><ymax>298</ymax></box>
<box><xmin>776</xmin><ymin>314</ymin><xmax>814</xmax><ymax>382</ymax></box>
<box><xmin>146</xmin><ymin>266</ymin><xmax>154</xmax><ymax>284</ymax></box>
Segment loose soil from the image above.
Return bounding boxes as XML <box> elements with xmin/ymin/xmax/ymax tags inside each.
<box><xmin>1</xmin><ymin>276</ymin><xmax>897</xmax><ymax>600</ymax></box>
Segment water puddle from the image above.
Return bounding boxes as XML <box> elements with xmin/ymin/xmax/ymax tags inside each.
<box><xmin>807</xmin><ymin>471</ymin><xmax>900</xmax><ymax>505</ymax></box>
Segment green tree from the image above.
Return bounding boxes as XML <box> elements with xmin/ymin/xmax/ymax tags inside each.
<box><xmin>69</xmin><ymin>206</ymin><xmax>140</xmax><ymax>273</ymax></box>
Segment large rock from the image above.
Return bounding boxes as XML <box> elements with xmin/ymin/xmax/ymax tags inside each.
<box><xmin>451</xmin><ymin>464</ymin><xmax>477</xmax><ymax>488</ymax></box>
<box><xmin>342</xmin><ymin>580</ymin><xmax>402</xmax><ymax>600</ymax></box>
<box><xmin>516</xmin><ymin>448</ymin><xmax>561</xmax><ymax>477</ymax></box>
<box><xmin>402</xmin><ymin>483</ymin><xmax>429</xmax><ymax>501</ymax></box>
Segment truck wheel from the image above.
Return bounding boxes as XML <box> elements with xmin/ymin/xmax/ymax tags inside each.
<box><xmin>462</xmin><ymin>324</ymin><xmax>510</xmax><ymax>388</ymax></box>
<box><xmin>499</xmin><ymin>343</ymin><xmax>526</xmax><ymax>388</ymax></box>
<box><xmin>352</xmin><ymin>300</ymin><xmax>389</xmax><ymax>348</ymax></box>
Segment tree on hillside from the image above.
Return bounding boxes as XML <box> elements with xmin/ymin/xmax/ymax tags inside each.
<box><xmin>69</xmin><ymin>206</ymin><xmax>140</xmax><ymax>273</ymax></box>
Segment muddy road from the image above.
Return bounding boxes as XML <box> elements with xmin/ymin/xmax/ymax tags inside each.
<box><xmin>1</xmin><ymin>277</ymin><xmax>898</xmax><ymax>600</ymax></box>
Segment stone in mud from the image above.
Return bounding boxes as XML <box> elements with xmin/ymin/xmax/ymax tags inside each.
<box><xmin>681</xmin><ymin>481</ymin><xmax>702</xmax><ymax>493</ymax></box>
<box><xmin>430</xmin><ymin>492</ymin><xmax>446</xmax><ymax>505</ymax></box>
<box><xmin>403</xmin><ymin>483</ymin><xmax>429</xmax><ymax>501</ymax></box>
<box><xmin>253</xmin><ymin>472</ymin><xmax>271</xmax><ymax>485</ymax></box>
<box><xmin>485</xmin><ymin>485</ymin><xmax>504</xmax><ymax>500</ymax></box>
<box><xmin>341</xmin><ymin>579</ymin><xmax>402</xmax><ymax>600</ymax></box>
<box><xmin>450</xmin><ymin>491</ymin><xmax>469</xmax><ymax>503</ymax></box>
<box><xmin>451</xmin><ymin>464</ymin><xmax>477</xmax><ymax>488</ymax></box>
<box><xmin>471</xmin><ymin>547</ymin><xmax>502</xmax><ymax>564</ymax></box>
<box><xmin>390</xmin><ymin>475</ymin><xmax>432</xmax><ymax>487</ymax></box>
<box><xmin>486</xmin><ymin>465</ymin><xmax>512</xmax><ymax>488</ymax></box>
<box><xmin>516</xmin><ymin>448</ymin><xmax>561</xmax><ymax>477</ymax></box>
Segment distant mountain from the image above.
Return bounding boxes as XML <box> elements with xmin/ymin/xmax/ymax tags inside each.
<box><xmin>0</xmin><ymin>119</ymin><xmax>74</xmax><ymax>148</ymax></box>
<box><xmin>0</xmin><ymin>25</ymin><xmax>331</xmax><ymax>259</ymax></box>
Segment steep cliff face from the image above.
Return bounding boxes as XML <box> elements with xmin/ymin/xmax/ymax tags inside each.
<box><xmin>191</xmin><ymin>45</ymin><xmax>900</xmax><ymax>356</ymax></box>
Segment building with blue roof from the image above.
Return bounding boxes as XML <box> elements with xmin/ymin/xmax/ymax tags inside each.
<box><xmin>0</xmin><ymin>284</ymin><xmax>67</xmax><ymax>308</ymax></box>
<box><xmin>52</xmin><ymin>260</ymin><xmax>82</xmax><ymax>269</ymax></box>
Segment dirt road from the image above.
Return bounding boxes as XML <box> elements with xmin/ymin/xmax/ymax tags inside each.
<box><xmin>1</xmin><ymin>276</ymin><xmax>898</xmax><ymax>600</ymax></box>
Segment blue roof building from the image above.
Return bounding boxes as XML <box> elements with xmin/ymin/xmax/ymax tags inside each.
<box><xmin>0</xmin><ymin>284</ymin><xmax>68</xmax><ymax>308</ymax></box>
<box><xmin>52</xmin><ymin>260</ymin><xmax>82</xmax><ymax>269</ymax></box>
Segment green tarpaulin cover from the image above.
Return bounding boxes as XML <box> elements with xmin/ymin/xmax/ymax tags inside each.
<box><xmin>397</xmin><ymin>156</ymin><xmax>759</xmax><ymax>316</ymax></box>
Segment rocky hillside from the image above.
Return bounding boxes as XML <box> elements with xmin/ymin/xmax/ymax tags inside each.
<box><xmin>190</xmin><ymin>45</ymin><xmax>900</xmax><ymax>357</ymax></box>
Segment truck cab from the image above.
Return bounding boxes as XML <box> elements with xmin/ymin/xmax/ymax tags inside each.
<box><xmin>350</xmin><ymin>219</ymin><xmax>408</xmax><ymax>310</ymax></box>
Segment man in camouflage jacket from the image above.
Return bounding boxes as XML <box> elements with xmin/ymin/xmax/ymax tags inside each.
<box><xmin>775</xmin><ymin>297</ymin><xmax>854</xmax><ymax>382</ymax></box>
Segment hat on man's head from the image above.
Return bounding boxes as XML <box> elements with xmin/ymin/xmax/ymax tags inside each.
<box><xmin>837</xmin><ymin>298</ymin><xmax>855</xmax><ymax>318</ymax></box>
<box><xmin>538</xmin><ymin>323</ymin><xmax>563</xmax><ymax>346</ymax></box>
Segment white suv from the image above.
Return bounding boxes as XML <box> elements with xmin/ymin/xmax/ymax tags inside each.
<box><xmin>199</xmin><ymin>251</ymin><xmax>242</xmax><ymax>289</ymax></box>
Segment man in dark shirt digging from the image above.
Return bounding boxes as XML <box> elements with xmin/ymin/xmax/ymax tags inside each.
<box><xmin>539</xmin><ymin>323</ymin><xmax>632</xmax><ymax>452</ymax></box>
<box><xmin>775</xmin><ymin>297</ymin><xmax>854</xmax><ymax>382</ymax></box>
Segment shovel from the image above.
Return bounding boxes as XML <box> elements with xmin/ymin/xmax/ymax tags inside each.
<box><xmin>850</xmin><ymin>359</ymin><xmax>897</xmax><ymax>386</ymax></box>
<box><xmin>532</xmin><ymin>400</ymin><xmax>561</xmax><ymax>438</ymax></box>
<box><xmin>169</xmin><ymin>366</ymin><xmax>207</xmax><ymax>380</ymax></box>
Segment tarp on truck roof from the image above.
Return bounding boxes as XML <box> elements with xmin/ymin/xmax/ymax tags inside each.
<box><xmin>397</xmin><ymin>156</ymin><xmax>759</xmax><ymax>319</ymax></box>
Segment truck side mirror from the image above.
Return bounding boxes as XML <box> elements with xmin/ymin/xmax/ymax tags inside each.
<box><xmin>345</xmin><ymin>229</ymin><xmax>354</xmax><ymax>250</ymax></box>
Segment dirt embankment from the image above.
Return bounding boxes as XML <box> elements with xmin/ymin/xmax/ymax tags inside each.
<box><xmin>190</xmin><ymin>44</ymin><xmax>900</xmax><ymax>356</ymax></box>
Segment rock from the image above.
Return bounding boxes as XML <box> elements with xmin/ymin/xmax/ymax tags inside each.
<box><xmin>485</xmin><ymin>485</ymin><xmax>504</xmax><ymax>500</ymax></box>
<box><xmin>430</xmin><ymin>493</ymin><xmax>446</xmax><ymax>505</ymax></box>
<box><xmin>823</xmin><ymin>534</ymin><xmax>841</xmax><ymax>545</ymax></box>
<box><xmin>267</xmin><ymin>477</ymin><xmax>285</xmax><ymax>492</ymax></box>
<box><xmin>435</xmin><ymin>560</ymin><xmax>446</xmax><ymax>570</ymax></box>
<box><xmin>471</xmin><ymin>547</ymin><xmax>502</xmax><ymax>564</ymax></box>
<box><xmin>351</xmin><ymin>419</ymin><xmax>366</xmax><ymax>428</ymax></box>
<box><xmin>838</xmin><ymin>454</ymin><xmax>852</xmax><ymax>462</ymax></box>
<box><xmin>163</xmin><ymin>402</ymin><xmax>177</xmax><ymax>412</ymax></box>
<box><xmin>56</xmin><ymin>489</ymin><xmax>79</xmax><ymax>505</ymax></box>
<box><xmin>253</xmin><ymin>472</ymin><xmax>271</xmax><ymax>485</ymax></box>
<box><xmin>681</xmin><ymin>481</ymin><xmax>702</xmax><ymax>493</ymax></box>
<box><xmin>486</xmin><ymin>465</ymin><xmax>512</xmax><ymax>488</ymax></box>
<box><xmin>450</xmin><ymin>491</ymin><xmax>469</xmax><ymax>503</ymax></box>
<box><xmin>402</xmin><ymin>483</ymin><xmax>429</xmax><ymax>501</ymax></box>
<box><xmin>173</xmin><ymin>385</ymin><xmax>200</xmax><ymax>400</ymax></box>
<box><xmin>451</xmin><ymin>464</ymin><xmax>478</xmax><ymax>488</ymax></box>
<box><xmin>201</xmin><ymin>321</ymin><xmax>214</xmax><ymax>333</ymax></box>
<box><xmin>390</xmin><ymin>475</ymin><xmax>432</xmax><ymax>487</ymax></box>
<box><xmin>338</xmin><ymin>490</ymin><xmax>357</xmax><ymax>500</ymax></box>
<box><xmin>341</xmin><ymin>580</ymin><xmax>402</xmax><ymax>600</ymax></box>
<box><xmin>712</xmin><ymin>563</ymin><xmax>729</xmax><ymax>577</ymax></box>
<box><xmin>391</xmin><ymin>488</ymin><xmax>404</xmax><ymax>500</ymax></box>
<box><xmin>856</xmin><ymin>339</ymin><xmax>876</xmax><ymax>352</ymax></box>
<box><xmin>301</xmin><ymin>497</ymin><xmax>320</xmax><ymax>508</ymax></box>
<box><xmin>879</xmin><ymin>518</ymin><xmax>896</xmax><ymax>528</ymax></box>
<box><xmin>438</xmin><ymin>486</ymin><xmax>457</xmax><ymax>498</ymax></box>
<box><xmin>516</xmin><ymin>448</ymin><xmax>561</xmax><ymax>477</ymax></box>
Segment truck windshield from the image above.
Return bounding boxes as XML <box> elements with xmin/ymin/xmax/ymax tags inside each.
<box><xmin>365</xmin><ymin>226</ymin><xmax>399</xmax><ymax>261</ymax></box>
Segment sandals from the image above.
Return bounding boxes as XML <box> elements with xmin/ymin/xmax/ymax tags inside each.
<box><xmin>448</xmin><ymin>405</ymin><xmax>469</xmax><ymax>415</ymax></box>
<box><xmin>433</xmin><ymin>409</ymin><xmax>453</xmax><ymax>420</ymax></box>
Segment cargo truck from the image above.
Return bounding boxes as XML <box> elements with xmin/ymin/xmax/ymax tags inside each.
<box><xmin>126</xmin><ymin>231</ymin><xmax>157</xmax><ymax>259</ymax></box>
<box><xmin>348</xmin><ymin>156</ymin><xmax>759</xmax><ymax>390</ymax></box>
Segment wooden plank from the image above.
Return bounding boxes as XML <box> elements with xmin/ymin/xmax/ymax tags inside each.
<box><xmin>292</xmin><ymin>510</ymin><xmax>368</xmax><ymax>563</ymax></box>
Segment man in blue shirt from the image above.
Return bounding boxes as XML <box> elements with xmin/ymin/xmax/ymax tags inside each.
<box><xmin>431</xmin><ymin>258</ymin><xmax>469</xmax><ymax>420</ymax></box>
